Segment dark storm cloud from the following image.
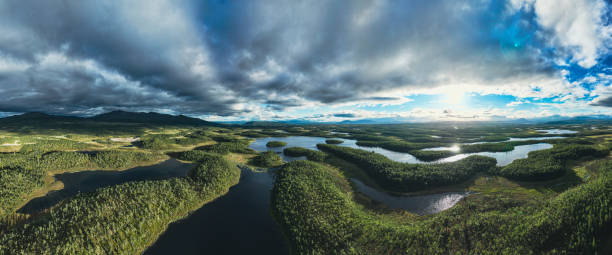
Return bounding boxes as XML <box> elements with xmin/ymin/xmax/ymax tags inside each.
<box><xmin>0</xmin><ymin>0</ymin><xmax>564</xmax><ymax>116</ymax></box>
<box><xmin>592</xmin><ymin>96</ymin><xmax>612</xmax><ymax>107</ymax></box>
<box><xmin>362</xmin><ymin>97</ymin><xmax>402</xmax><ymax>101</ymax></box>
<box><xmin>333</xmin><ymin>113</ymin><xmax>357</xmax><ymax>118</ymax></box>
<box><xmin>0</xmin><ymin>0</ymin><xmax>238</xmax><ymax>115</ymax></box>
<box><xmin>195</xmin><ymin>0</ymin><xmax>556</xmax><ymax>103</ymax></box>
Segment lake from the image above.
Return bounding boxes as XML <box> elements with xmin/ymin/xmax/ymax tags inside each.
<box><xmin>145</xmin><ymin>167</ymin><xmax>289</xmax><ymax>255</ymax></box>
<box><xmin>351</xmin><ymin>179</ymin><xmax>471</xmax><ymax>215</ymax></box>
<box><xmin>536</xmin><ymin>129</ymin><xmax>577</xmax><ymax>134</ymax></box>
<box><xmin>154</xmin><ymin>134</ymin><xmax>555</xmax><ymax>251</ymax></box>
<box><xmin>249</xmin><ymin>136</ymin><xmax>554</xmax><ymax>166</ymax></box>
<box><xmin>18</xmin><ymin>158</ymin><xmax>194</xmax><ymax>214</ymax></box>
<box><xmin>429</xmin><ymin>143</ymin><xmax>554</xmax><ymax>166</ymax></box>
<box><xmin>250</xmin><ymin>136</ymin><xmax>424</xmax><ymax>163</ymax></box>
<box><xmin>507</xmin><ymin>136</ymin><xmax>566</xmax><ymax>141</ymax></box>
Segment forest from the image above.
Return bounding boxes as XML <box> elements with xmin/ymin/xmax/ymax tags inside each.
<box><xmin>266</xmin><ymin>141</ymin><xmax>288</xmax><ymax>148</ymax></box>
<box><xmin>2</xmin><ymin>1</ymin><xmax>611</xmax><ymax>253</ymax></box>
<box><xmin>317</xmin><ymin>143</ymin><xmax>497</xmax><ymax>191</ymax></box>
<box><xmin>272</xmin><ymin>159</ymin><xmax>612</xmax><ymax>254</ymax></box>
<box><xmin>0</xmin><ymin>152</ymin><xmax>240</xmax><ymax>254</ymax></box>
<box><xmin>0</xmin><ymin>115</ymin><xmax>610</xmax><ymax>254</ymax></box>
<box><xmin>283</xmin><ymin>147</ymin><xmax>327</xmax><ymax>162</ymax></box>
<box><xmin>499</xmin><ymin>144</ymin><xmax>610</xmax><ymax>180</ymax></box>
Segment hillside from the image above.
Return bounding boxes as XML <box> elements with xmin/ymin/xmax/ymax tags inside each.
<box><xmin>90</xmin><ymin>111</ymin><xmax>216</xmax><ymax>126</ymax></box>
<box><xmin>0</xmin><ymin>111</ymin><xmax>219</xmax><ymax>127</ymax></box>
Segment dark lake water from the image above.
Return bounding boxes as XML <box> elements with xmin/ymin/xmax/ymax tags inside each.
<box><xmin>145</xmin><ymin>167</ymin><xmax>289</xmax><ymax>255</ymax></box>
<box><xmin>18</xmin><ymin>158</ymin><xmax>194</xmax><ymax>214</ymax></box>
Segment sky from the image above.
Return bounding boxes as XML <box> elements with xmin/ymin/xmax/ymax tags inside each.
<box><xmin>0</xmin><ymin>0</ymin><xmax>610</xmax><ymax>122</ymax></box>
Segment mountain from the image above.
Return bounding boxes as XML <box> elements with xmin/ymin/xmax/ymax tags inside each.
<box><xmin>545</xmin><ymin>115</ymin><xmax>612</xmax><ymax>124</ymax></box>
<box><xmin>338</xmin><ymin>118</ymin><xmax>409</xmax><ymax>124</ymax></box>
<box><xmin>3</xmin><ymin>111</ymin><xmax>611</xmax><ymax>127</ymax></box>
<box><xmin>241</xmin><ymin>117</ymin><xmax>408</xmax><ymax>125</ymax></box>
<box><xmin>0</xmin><ymin>111</ymin><xmax>219</xmax><ymax>126</ymax></box>
<box><xmin>91</xmin><ymin>110</ymin><xmax>217</xmax><ymax>125</ymax></box>
<box><xmin>237</xmin><ymin>114</ymin><xmax>612</xmax><ymax>125</ymax></box>
<box><xmin>0</xmin><ymin>112</ymin><xmax>81</xmax><ymax>123</ymax></box>
<box><xmin>242</xmin><ymin>120</ymin><xmax>320</xmax><ymax>126</ymax></box>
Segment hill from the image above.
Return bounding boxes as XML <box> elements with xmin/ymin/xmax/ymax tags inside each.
<box><xmin>0</xmin><ymin>112</ymin><xmax>81</xmax><ymax>124</ymax></box>
<box><xmin>0</xmin><ymin>111</ymin><xmax>219</xmax><ymax>127</ymax></box>
<box><xmin>545</xmin><ymin>115</ymin><xmax>612</xmax><ymax>124</ymax></box>
<box><xmin>90</xmin><ymin>110</ymin><xmax>216</xmax><ymax>125</ymax></box>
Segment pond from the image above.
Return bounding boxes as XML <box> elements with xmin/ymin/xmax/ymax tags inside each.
<box><xmin>250</xmin><ymin>136</ymin><xmax>424</xmax><ymax>163</ymax></box>
<box><xmin>18</xmin><ymin>158</ymin><xmax>194</xmax><ymax>214</ymax></box>
<box><xmin>453</xmin><ymin>136</ymin><xmax>567</xmax><ymax>145</ymax></box>
<box><xmin>433</xmin><ymin>143</ymin><xmax>553</xmax><ymax>166</ymax></box>
<box><xmin>507</xmin><ymin>136</ymin><xmax>566</xmax><ymax>141</ymax></box>
<box><xmin>249</xmin><ymin>136</ymin><xmax>554</xmax><ymax>166</ymax></box>
<box><xmin>536</xmin><ymin>129</ymin><xmax>577</xmax><ymax>134</ymax></box>
<box><xmin>351</xmin><ymin>179</ymin><xmax>471</xmax><ymax>215</ymax></box>
<box><xmin>145</xmin><ymin>167</ymin><xmax>289</xmax><ymax>255</ymax></box>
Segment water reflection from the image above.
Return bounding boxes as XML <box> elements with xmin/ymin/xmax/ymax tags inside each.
<box><xmin>249</xmin><ymin>136</ymin><xmax>553</xmax><ymax>166</ymax></box>
<box><xmin>422</xmin><ymin>145</ymin><xmax>460</xmax><ymax>152</ymax></box>
<box><xmin>507</xmin><ymin>136</ymin><xmax>565</xmax><ymax>141</ymax></box>
<box><xmin>351</xmin><ymin>179</ymin><xmax>471</xmax><ymax>215</ymax></box>
<box><xmin>433</xmin><ymin>143</ymin><xmax>553</xmax><ymax>166</ymax></box>
<box><xmin>536</xmin><ymin>129</ymin><xmax>577</xmax><ymax>134</ymax></box>
<box><xmin>249</xmin><ymin>136</ymin><xmax>327</xmax><ymax>162</ymax></box>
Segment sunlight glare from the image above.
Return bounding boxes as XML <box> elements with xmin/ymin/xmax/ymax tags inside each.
<box><xmin>449</xmin><ymin>144</ymin><xmax>460</xmax><ymax>152</ymax></box>
<box><xmin>442</xmin><ymin>87</ymin><xmax>465</xmax><ymax>105</ymax></box>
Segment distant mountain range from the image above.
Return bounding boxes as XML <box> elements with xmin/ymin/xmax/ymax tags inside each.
<box><xmin>0</xmin><ymin>111</ymin><xmax>218</xmax><ymax>126</ymax></box>
<box><xmin>1</xmin><ymin>111</ymin><xmax>611</xmax><ymax>126</ymax></box>
<box><xmin>543</xmin><ymin>115</ymin><xmax>612</xmax><ymax>124</ymax></box>
<box><xmin>239</xmin><ymin>115</ymin><xmax>612</xmax><ymax>125</ymax></box>
<box><xmin>91</xmin><ymin>110</ymin><xmax>216</xmax><ymax>125</ymax></box>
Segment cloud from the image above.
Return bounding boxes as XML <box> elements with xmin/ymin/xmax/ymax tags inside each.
<box><xmin>0</xmin><ymin>0</ymin><xmax>234</xmax><ymax>115</ymax></box>
<box><xmin>0</xmin><ymin>0</ymin><xmax>609</xmax><ymax>118</ymax></box>
<box><xmin>506</xmin><ymin>98</ymin><xmax>530</xmax><ymax>107</ymax></box>
<box><xmin>592</xmin><ymin>96</ymin><xmax>612</xmax><ymax>107</ymax></box>
<box><xmin>332</xmin><ymin>113</ymin><xmax>357</xmax><ymax>118</ymax></box>
<box><xmin>535</xmin><ymin>0</ymin><xmax>610</xmax><ymax>68</ymax></box>
<box><xmin>202</xmin><ymin>0</ymin><xmax>560</xmax><ymax>105</ymax></box>
<box><xmin>587</xmin><ymin>71</ymin><xmax>612</xmax><ymax>107</ymax></box>
<box><xmin>512</xmin><ymin>0</ymin><xmax>611</xmax><ymax>68</ymax></box>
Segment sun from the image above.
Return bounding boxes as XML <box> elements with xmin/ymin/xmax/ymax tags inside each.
<box><xmin>445</xmin><ymin>92</ymin><xmax>464</xmax><ymax>105</ymax></box>
<box><xmin>442</xmin><ymin>87</ymin><xmax>465</xmax><ymax>105</ymax></box>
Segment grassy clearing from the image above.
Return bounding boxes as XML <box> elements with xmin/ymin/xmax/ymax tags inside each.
<box><xmin>250</xmin><ymin>151</ymin><xmax>283</xmax><ymax>167</ymax></box>
<box><xmin>225</xmin><ymin>152</ymin><xmax>256</xmax><ymax>165</ymax></box>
